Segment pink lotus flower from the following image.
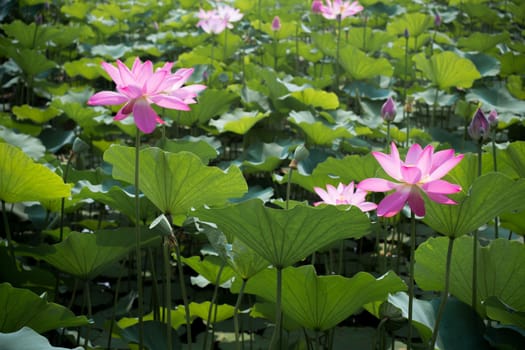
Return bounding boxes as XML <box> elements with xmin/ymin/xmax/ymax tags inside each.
<box><xmin>271</xmin><ymin>16</ymin><xmax>281</xmax><ymax>31</ymax></box>
<box><xmin>88</xmin><ymin>57</ymin><xmax>206</xmax><ymax>134</ymax></box>
<box><xmin>314</xmin><ymin>182</ymin><xmax>377</xmax><ymax>212</ymax></box>
<box><xmin>197</xmin><ymin>5</ymin><xmax>243</xmax><ymax>34</ymax></box>
<box><xmin>357</xmin><ymin>143</ymin><xmax>463</xmax><ymax>217</ymax></box>
<box><xmin>312</xmin><ymin>0</ymin><xmax>323</xmax><ymax>14</ymax></box>
<box><xmin>318</xmin><ymin>0</ymin><xmax>364</xmax><ymax>20</ymax></box>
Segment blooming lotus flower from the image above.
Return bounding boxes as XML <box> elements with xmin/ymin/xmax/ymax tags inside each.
<box><xmin>88</xmin><ymin>57</ymin><xmax>206</xmax><ymax>134</ymax></box>
<box><xmin>357</xmin><ymin>143</ymin><xmax>463</xmax><ymax>217</ymax></box>
<box><xmin>468</xmin><ymin>108</ymin><xmax>490</xmax><ymax>142</ymax></box>
<box><xmin>318</xmin><ymin>0</ymin><xmax>364</xmax><ymax>20</ymax></box>
<box><xmin>381</xmin><ymin>96</ymin><xmax>396</xmax><ymax>122</ymax></box>
<box><xmin>313</xmin><ymin>182</ymin><xmax>377</xmax><ymax>212</ymax></box>
<box><xmin>197</xmin><ymin>5</ymin><xmax>243</xmax><ymax>34</ymax></box>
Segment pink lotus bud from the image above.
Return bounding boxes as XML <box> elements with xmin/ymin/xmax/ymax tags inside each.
<box><xmin>381</xmin><ymin>96</ymin><xmax>396</xmax><ymax>122</ymax></box>
<box><xmin>488</xmin><ymin>109</ymin><xmax>498</xmax><ymax>127</ymax></box>
<box><xmin>434</xmin><ymin>13</ymin><xmax>442</xmax><ymax>27</ymax></box>
<box><xmin>404</xmin><ymin>28</ymin><xmax>409</xmax><ymax>39</ymax></box>
<box><xmin>312</xmin><ymin>0</ymin><xmax>323</xmax><ymax>14</ymax></box>
<box><xmin>468</xmin><ymin>108</ymin><xmax>490</xmax><ymax>142</ymax></box>
<box><xmin>271</xmin><ymin>16</ymin><xmax>281</xmax><ymax>31</ymax></box>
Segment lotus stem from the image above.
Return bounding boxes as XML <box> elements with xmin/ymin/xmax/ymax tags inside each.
<box><xmin>408</xmin><ymin>211</ymin><xmax>416</xmax><ymax>350</ymax></box>
<box><xmin>403</xmin><ymin>35</ymin><xmax>409</xmax><ymax>147</ymax></box>
<box><xmin>234</xmin><ymin>278</ymin><xmax>247</xmax><ymax>350</ymax></box>
<box><xmin>148</xmin><ymin>248</ymin><xmax>160</xmax><ymax>321</ymax></box>
<box><xmin>173</xmin><ymin>231</ymin><xmax>192</xmax><ymax>349</ymax></box>
<box><xmin>134</xmin><ymin>130</ymin><xmax>145</xmax><ymax>350</ymax></box>
<box><xmin>204</xmin><ymin>261</ymin><xmax>226</xmax><ymax>350</ymax></box>
<box><xmin>429</xmin><ymin>237</ymin><xmax>455</xmax><ymax>350</ymax></box>
<box><xmin>1</xmin><ymin>200</ymin><xmax>15</xmax><ymax>265</ymax></box>
<box><xmin>163</xmin><ymin>237</ymin><xmax>173</xmax><ymax>350</ymax></box>
<box><xmin>59</xmin><ymin>150</ymin><xmax>74</xmax><ymax>242</ymax></box>
<box><xmin>270</xmin><ymin>266</ymin><xmax>283</xmax><ymax>350</ymax></box>
<box><xmin>491</xmin><ymin>135</ymin><xmax>499</xmax><ymax>238</ymax></box>
<box><xmin>107</xmin><ymin>274</ymin><xmax>122</xmax><ymax>350</ymax></box>
<box><xmin>334</xmin><ymin>15</ymin><xmax>342</xmax><ymax>90</ymax></box>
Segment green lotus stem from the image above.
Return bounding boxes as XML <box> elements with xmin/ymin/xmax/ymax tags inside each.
<box><xmin>431</xmin><ymin>87</ymin><xmax>439</xmax><ymax>128</ymax></box>
<box><xmin>334</xmin><ymin>15</ymin><xmax>343</xmax><ymax>90</ymax></box>
<box><xmin>59</xmin><ymin>151</ymin><xmax>74</xmax><ymax>242</ymax></box>
<box><xmin>234</xmin><ymin>278</ymin><xmax>247</xmax><ymax>350</ymax></box>
<box><xmin>84</xmin><ymin>280</ymin><xmax>93</xmax><ymax>348</ymax></box>
<box><xmin>148</xmin><ymin>248</ymin><xmax>160</xmax><ymax>321</ymax></box>
<box><xmin>295</xmin><ymin>23</ymin><xmax>300</xmax><ymax>72</ymax></box>
<box><xmin>270</xmin><ymin>266</ymin><xmax>283</xmax><ymax>350</ymax></box>
<box><xmin>386</xmin><ymin>122</ymin><xmax>391</xmax><ymax>149</ymax></box>
<box><xmin>173</xmin><ymin>232</ymin><xmax>192</xmax><ymax>349</ymax></box>
<box><xmin>224</xmin><ymin>29</ymin><xmax>228</xmax><ymax>62</ymax></box>
<box><xmin>107</xmin><ymin>274</ymin><xmax>122</xmax><ymax>350</ymax></box>
<box><xmin>362</xmin><ymin>15</ymin><xmax>368</xmax><ymax>51</ymax></box>
<box><xmin>337</xmin><ymin>239</ymin><xmax>344</xmax><ymax>275</ymax></box>
<box><xmin>315</xmin><ymin>330</ymin><xmax>321</xmax><ymax>350</ymax></box>
<box><xmin>204</xmin><ymin>261</ymin><xmax>226</xmax><ymax>350</ymax></box>
<box><xmin>430</xmin><ymin>237</ymin><xmax>455</xmax><ymax>350</ymax></box>
<box><xmin>286</xmin><ymin>164</ymin><xmax>294</xmax><ymax>210</ymax></box>
<box><xmin>491</xmin><ymin>135</ymin><xmax>499</xmax><ymax>239</ymax></box>
<box><xmin>273</xmin><ymin>31</ymin><xmax>278</xmax><ymax>70</ymax></box>
<box><xmin>472</xmin><ymin>141</ymin><xmax>482</xmax><ymax>313</ymax></box>
<box><xmin>407</xmin><ymin>211</ymin><xmax>416</xmax><ymax>350</ymax></box>
<box><xmin>403</xmin><ymin>35</ymin><xmax>409</xmax><ymax>146</ymax></box>
<box><xmin>163</xmin><ymin>238</ymin><xmax>173</xmax><ymax>350</ymax></box>
<box><xmin>134</xmin><ymin>131</ymin><xmax>145</xmax><ymax>350</ymax></box>
<box><xmin>1</xmin><ymin>200</ymin><xmax>15</xmax><ymax>265</ymax></box>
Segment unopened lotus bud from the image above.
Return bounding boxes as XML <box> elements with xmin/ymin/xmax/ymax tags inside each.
<box><xmin>434</xmin><ymin>13</ymin><xmax>442</xmax><ymax>27</ymax></box>
<box><xmin>289</xmin><ymin>144</ymin><xmax>309</xmax><ymax>169</ymax></box>
<box><xmin>311</xmin><ymin>0</ymin><xmax>322</xmax><ymax>14</ymax></box>
<box><xmin>271</xmin><ymin>16</ymin><xmax>281</xmax><ymax>31</ymax></box>
<box><xmin>488</xmin><ymin>109</ymin><xmax>498</xmax><ymax>127</ymax></box>
<box><xmin>381</xmin><ymin>96</ymin><xmax>396</xmax><ymax>122</ymax></box>
<box><xmin>404</xmin><ymin>28</ymin><xmax>409</xmax><ymax>39</ymax></box>
<box><xmin>468</xmin><ymin>108</ymin><xmax>490</xmax><ymax>142</ymax></box>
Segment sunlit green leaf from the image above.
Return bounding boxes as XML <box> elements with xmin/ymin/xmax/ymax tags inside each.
<box><xmin>63</xmin><ymin>57</ymin><xmax>104</xmax><ymax>80</ymax></box>
<box><xmin>0</xmin><ymin>126</ymin><xmax>45</xmax><ymax>160</ymax></box>
<box><xmin>233</xmin><ymin>266</ymin><xmax>405</xmax><ymax>331</ymax></box>
<box><xmin>457</xmin><ymin>32</ymin><xmax>509</xmax><ymax>52</ymax></box>
<box><xmin>288</xmin><ymin>110</ymin><xmax>353</xmax><ymax>146</ymax></box>
<box><xmin>104</xmin><ymin>146</ymin><xmax>247</xmax><ymax>218</ymax></box>
<box><xmin>193</xmin><ymin>200</ymin><xmax>371</xmax><ymax>268</ymax></box>
<box><xmin>156</xmin><ymin>136</ymin><xmax>219</xmax><ymax>164</ymax></box>
<box><xmin>339</xmin><ymin>46</ymin><xmax>393</xmax><ymax>80</ymax></box>
<box><xmin>484</xmin><ymin>296</ymin><xmax>525</xmax><ymax>329</ymax></box>
<box><xmin>209</xmin><ymin>109</ymin><xmax>269</xmax><ymax>134</ymax></box>
<box><xmin>0</xmin><ymin>143</ymin><xmax>71</xmax><ymax>203</ymax></box>
<box><xmin>415</xmin><ymin>236</ymin><xmax>525</xmax><ymax>316</ymax></box>
<box><xmin>182</xmin><ymin>255</ymin><xmax>235</xmax><ymax>287</ymax></box>
<box><xmin>413</xmin><ymin>51</ymin><xmax>481</xmax><ymax>90</ymax></box>
<box><xmin>387</xmin><ymin>13</ymin><xmax>433</xmax><ymax>38</ymax></box>
<box><xmin>0</xmin><ymin>283</ymin><xmax>89</xmax><ymax>333</ymax></box>
<box><xmin>2</xmin><ymin>47</ymin><xmax>56</xmax><ymax>76</ymax></box>
<box><xmin>466</xmin><ymin>86</ymin><xmax>525</xmax><ymax>113</ymax></box>
<box><xmin>12</xmin><ymin>104</ymin><xmax>61</xmax><ymax>124</ymax></box>
<box><xmin>290</xmin><ymin>88</ymin><xmax>339</xmax><ymax>109</ymax></box>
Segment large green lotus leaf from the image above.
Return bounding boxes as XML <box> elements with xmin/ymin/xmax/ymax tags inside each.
<box><xmin>413</xmin><ymin>51</ymin><xmax>481</xmax><ymax>90</ymax></box>
<box><xmin>199</xmin><ymin>223</ymin><xmax>270</xmax><ymax>280</ymax></box>
<box><xmin>61</xmin><ymin>2</ymin><xmax>92</xmax><ymax>19</ymax></box>
<box><xmin>236</xmin><ymin>141</ymin><xmax>288</xmax><ymax>173</ymax></box>
<box><xmin>103</xmin><ymin>146</ymin><xmax>247</xmax><ymax>217</ymax></box>
<box><xmin>484</xmin><ymin>296</ymin><xmax>525</xmax><ymax>329</ymax></box>
<box><xmin>156</xmin><ymin>136</ymin><xmax>219</xmax><ymax>164</ymax></box>
<box><xmin>2</xmin><ymin>46</ymin><xmax>56</xmax><ymax>76</ymax></box>
<box><xmin>209</xmin><ymin>109</ymin><xmax>269</xmax><ymax>135</ymax></box>
<box><xmin>311</xmin><ymin>32</ymin><xmax>337</xmax><ymax>57</ymax></box>
<box><xmin>289</xmin><ymin>88</ymin><xmax>339</xmax><ymax>110</ymax></box>
<box><xmin>288</xmin><ymin>110</ymin><xmax>353</xmax><ymax>146</ymax></box>
<box><xmin>500</xmin><ymin>211</ymin><xmax>525</xmax><ymax>235</ymax></box>
<box><xmin>91</xmin><ymin>43</ymin><xmax>132</xmax><ymax>60</ymax></box>
<box><xmin>386</xmin><ymin>13</ymin><xmax>433</xmax><ymax>37</ymax></box>
<box><xmin>499</xmin><ymin>52</ymin><xmax>525</xmax><ymax>77</ymax></box>
<box><xmin>0</xmin><ymin>283</ymin><xmax>89</xmax><ymax>333</ymax></box>
<box><xmin>387</xmin><ymin>293</ymin><xmax>490</xmax><ymax>350</ymax></box>
<box><xmin>423</xmin><ymin>172</ymin><xmax>525</xmax><ymax>238</ymax></box>
<box><xmin>0</xmin><ymin>143</ymin><xmax>71</xmax><ymax>203</ymax></box>
<box><xmin>345</xmin><ymin>28</ymin><xmax>394</xmax><ymax>53</ymax></box>
<box><xmin>468</xmin><ymin>85</ymin><xmax>525</xmax><ymax>114</ymax></box>
<box><xmin>118</xmin><ymin>321</ymin><xmax>180</xmax><ymax>350</ymax></box>
<box><xmin>415</xmin><ymin>236</ymin><xmax>525</xmax><ymax>317</ymax></box>
<box><xmin>0</xmin><ymin>327</ymin><xmax>82</xmax><ymax>350</ymax></box>
<box><xmin>507</xmin><ymin>75</ymin><xmax>525</xmax><ymax>99</ymax></box>
<box><xmin>457</xmin><ymin>32</ymin><xmax>510</xmax><ymax>52</ymax></box>
<box><xmin>506</xmin><ymin>141</ymin><xmax>525</xmax><ymax>178</ymax></box>
<box><xmin>0</xmin><ymin>127</ymin><xmax>45</xmax><ymax>160</ymax></box>
<box><xmin>12</xmin><ymin>104</ymin><xmax>61</xmax><ymax>124</ymax></box>
<box><xmin>462</xmin><ymin>53</ymin><xmax>500</xmax><ymax>77</ymax></box>
<box><xmin>339</xmin><ymin>46</ymin><xmax>393</xmax><ymax>80</ymax></box>
<box><xmin>63</xmin><ymin>57</ymin><xmax>104</xmax><ymax>80</ymax></box>
<box><xmin>251</xmin><ymin>19</ymin><xmax>296</xmax><ymax>41</ymax></box>
<box><xmin>19</xmin><ymin>228</ymin><xmax>161</xmax><ymax>280</ymax></box>
<box><xmin>117</xmin><ymin>302</ymin><xmax>235</xmax><ymax>330</ymax></box>
<box><xmin>182</xmin><ymin>255</ymin><xmax>236</xmax><ymax>287</ymax></box>
<box><xmin>233</xmin><ymin>265</ymin><xmax>405</xmax><ymax>331</ymax></box>
<box><xmin>165</xmin><ymin>89</ymin><xmax>238</xmax><ymax>126</ymax></box>
<box><xmin>193</xmin><ymin>200</ymin><xmax>371</xmax><ymax>268</ymax></box>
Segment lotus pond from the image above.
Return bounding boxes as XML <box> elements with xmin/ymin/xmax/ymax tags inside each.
<box><xmin>1</xmin><ymin>0</ymin><xmax>525</xmax><ymax>349</ymax></box>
